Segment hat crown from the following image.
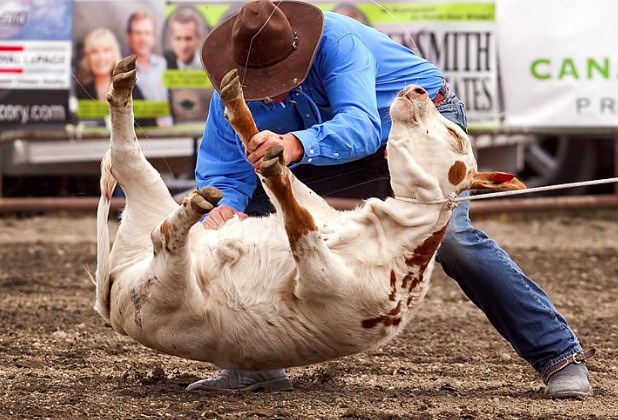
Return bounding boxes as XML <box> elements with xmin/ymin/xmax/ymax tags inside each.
<box><xmin>232</xmin><ymin>0</ymin><xmax>297</xmax><ymax>69</ymax></box>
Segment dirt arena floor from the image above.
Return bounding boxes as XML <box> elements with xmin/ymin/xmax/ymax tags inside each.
<box><xmin>1</xmin><ymin>210</ymin><xmax>617</xmax><ymax>419</ymax></box>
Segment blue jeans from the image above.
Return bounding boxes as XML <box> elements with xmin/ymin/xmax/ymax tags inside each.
<box><xmin>436</xmin><ymin>90</ymin><xmax>582</xmax><ymax>377</ymax></box>
<box><xmin>246</xmin><ymin>89</ymin><xmax>583</xmax><ymax>378</ymax></box>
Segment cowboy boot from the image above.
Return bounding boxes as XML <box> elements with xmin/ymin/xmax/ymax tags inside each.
<box><xmin>544</xmin><ymin>363</ymin><xmax>592</xmax><ymax>399</ymax></box>
<box><xmin>186</xmin><ymin>369</ymin><xmax>293</xmax><ymax>392</ymax></box>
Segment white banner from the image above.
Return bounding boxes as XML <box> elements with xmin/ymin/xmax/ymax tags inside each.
<box><xmin>0</xmin><ymin>41</ymin><xmax>71</xmax><ymax>90</ymax></box>
<box><xmin>347</xmin><ymin>1</ymin><xmax>500</xmax><ymax>127</ymax></box>
<box><xmin>497</xmin><ymin>0</ymin><xmax>618</xmax><ymax>127</ymax></box>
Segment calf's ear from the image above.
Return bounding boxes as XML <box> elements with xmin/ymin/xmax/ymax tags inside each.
<box><xmin>470</xmin><ymin>171</ymin><xmax>526</xmax><ymax>191</ymax></box>
<box><xmin>447</xmin><ymin>127</ymin><xmax>469</xmax><ymax>154</ymax></box>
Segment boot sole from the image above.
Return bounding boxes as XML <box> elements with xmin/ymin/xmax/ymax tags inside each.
<box><xmin>545</xmin><ymin>389</ymin><xmax>592</xmax><ymax>400</ymax></box>
<box><xmin>187</xmin><ymin>377</ymin><xmax>293</xmax><ymax>393</ymax></box>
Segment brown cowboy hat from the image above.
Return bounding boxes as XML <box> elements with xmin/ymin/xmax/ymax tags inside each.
<box><xmin>201</xmin><ymin>0</ymin><xmax>324</xmax><ymax>101</ymax></box>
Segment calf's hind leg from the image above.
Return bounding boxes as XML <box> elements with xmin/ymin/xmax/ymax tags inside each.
<box><xmin>105</xmin><ymin>56</ymin><xmax>177</xmax><ymax>217</ymax></box>
<box><xmin>146</xmin><ymin>187</ymin><xmax>222</xmax><ymax>305</ymax></box>
<box><xmin>261</xmin><ymin>146</ymin><xmax>352</xmax><ymax>299</ymax></box>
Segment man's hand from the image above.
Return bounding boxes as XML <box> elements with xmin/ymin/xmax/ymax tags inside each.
<box><xmin>246</xmin><ymin>131</ymin><xmax>304</xmax><ymax>170</ymax></box>
<box><xmin>202</xmin><ymin>205</ymin><xmax>248</xmax><ymax>229</ymax></box>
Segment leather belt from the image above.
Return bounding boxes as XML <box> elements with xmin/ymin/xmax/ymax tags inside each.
<box><xmin>542</xmin><ymin>348</ymin><xmax>596</xmax><ymax>383</ymax></box>
<box><xmin>432</xmin><ymin>80</ymin><xmax>450</xmax><ymax>107</ymax></box>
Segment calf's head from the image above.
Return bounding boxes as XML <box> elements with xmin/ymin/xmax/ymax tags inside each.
<box><xmin>387</xmin><ymin>85</ymin><xmax>524</xmax><ymax>200</ymax></box>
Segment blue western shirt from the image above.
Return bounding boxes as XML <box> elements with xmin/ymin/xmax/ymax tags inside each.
<box><xmin>196</xmin><ymin>11</ymin><xmax>444</xmax><ymax>212</ymax></box>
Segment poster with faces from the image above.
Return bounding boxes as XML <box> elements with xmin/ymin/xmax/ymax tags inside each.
<box><xmin>73</xmin><ymin>0</ymin><xmax>169</xmax><ymax>128</ymax></box>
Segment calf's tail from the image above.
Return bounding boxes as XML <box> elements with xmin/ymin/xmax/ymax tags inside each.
<box><xmin>94</xmin><ymin>150</ymin><xmax>116</xmax><ymax>321</ymax></box>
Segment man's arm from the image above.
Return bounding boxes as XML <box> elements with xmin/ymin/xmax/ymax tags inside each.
<box><xmin>292</xmin><ymin>33</ymin><xmax>382</xmax><ymax>165</ymax></box>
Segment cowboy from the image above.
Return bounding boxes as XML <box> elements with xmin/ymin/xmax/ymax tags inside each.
<box><xmin>190</xmin><ymin>0</ymin><xmax>594</xmax><ymax>398</ymax></box>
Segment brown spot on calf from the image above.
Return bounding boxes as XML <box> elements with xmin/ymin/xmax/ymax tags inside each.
<box><xmin>404</xmin><ymin>225</ymin><xmax>448</xmax><ymax>304</ymax></box>
<box><xmin>224</xmin><ymin>98</ymin><xmax>259</xmax><ymax>147</ymax></box>
<box><xmin>448</xmin><ymin>160</ymin><xmax>467</xmax><ymax>186</ymax></box>
<box><xmin>361</xmin><ymin>315</ymin><xmax>401</xmax><ymax>329</ymax></box>
<box><xmin>388</xmin><ymin>270</ymin><xmax>397</xmax><ymax>301</ymax></box>
<box><xmin>159</xmin><ymin>219</ymin><xmax>174</xmax><ymax>253</ymax></box>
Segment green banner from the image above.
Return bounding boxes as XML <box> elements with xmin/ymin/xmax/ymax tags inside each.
<box><xmin>196</xmin><ymin>4</ymin><xmax>233</xmax><ymax>27</ymax></box>
<box><xmin>163</xmin><ymin>70</ymin><xmax>212</xmax><ymax>89</ymax></box>
<box><xmin>77</xmin><ymin>100</ymin><xmax>108</xmax><ymax>119</ymax></box>
<box><xmin>319</xmin><ymin>2</ymin><xmax>495</xmax><ymax>23</ymax></box>
<box><xmin>133</xmin><ymin>100</ymin><xmax>171</xmax><ymax>118</ymax></box>
<box><xmin>77</xmin><ymin>100</ymin><xmax>171</xmax><ymax>119</ymax></box>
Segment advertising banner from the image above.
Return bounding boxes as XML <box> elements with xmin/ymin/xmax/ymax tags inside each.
<box><xmin>0</xmin><ymin>0</ymin><xmax>73</xmax><ymax>127</ymax></box>
<box><xmin>497</xmin><ymin>0</ymin><xmax>618</xmax><ymax>127</ymax></box>
<box><xmin>162</xmin><ymin>2</ymin><xmax>217</xmax><ymax>128</ymax></box>
<box><xmin>1</xmin><ymin>1</ymin><xmax>500</xmax><ymax>130</ymax></box>
<box><xmin>341</xmin><ymin>1</ymin><xmax>499</xmax><ymax>127</ymax></box>
<box><xmin>73</xmin><ymin>0</ymin><xmax>229</xmax><ymax>129</ymax></box>
<box><xmin>73</xmin><ymin>0</ymin><xmax>172</xmax><ymax>128</ymax></box>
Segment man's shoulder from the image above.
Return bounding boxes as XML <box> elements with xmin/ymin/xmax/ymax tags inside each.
<box><xmin>319</xmin><ymin>12</ymin><xmax>376</xmax><ymax>51</ymax></box>
<box><xmin>322</xmin><ymin>12</ymin><xmax>360</xmax><ymax>38</ymax></box>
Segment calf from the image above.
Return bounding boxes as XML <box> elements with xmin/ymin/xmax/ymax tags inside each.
<box><xmin>95</xmin><ymin>56</ymin><xmax>524</xmax><ymax>371</ymax></box>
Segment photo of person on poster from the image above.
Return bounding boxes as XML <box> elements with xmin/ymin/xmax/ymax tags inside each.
<box><xmin>73</xmin><ymin>1</ymin><xmax>169</xmax><ymax>128</ymax></box>
<box><xmin>163</xmin><ymin>5</ymin><xmax>212</xmax><ymax>126</ymax></box>
<box><xmin>332</xmin><ymin>3</ymin><xmax>370</xmax><ymax>26</ymax></box>
<box><xmin>75</xmin><ymin>27</ymin><xmax>153</xmax><ymax>127</ymax></box>
<box><xmin>164</xmin><ymin>7</ymin><xmax>209</xmax><ymax>70</ymax></box>
<box><xmin>126</xmin><ymin>10</ymin><xmax>172</xmax><ymax>127</ymax></box>
<box><xmin>76</xmin><ymin>28</ymin><xmax>122</xmax><ymax>100</ymax></box>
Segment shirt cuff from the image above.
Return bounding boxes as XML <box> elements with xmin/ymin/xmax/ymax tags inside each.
<box><xmin>207</xmin><ymin>193</ymin><xmax>245</xmax><ymax>213</ymax></box>
<box><xmin>291</xmin><ymin>129</ymin><xmax>321</xmax><ymax>166</ymax></box>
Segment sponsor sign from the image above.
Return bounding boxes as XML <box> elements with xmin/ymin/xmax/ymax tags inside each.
<box><xmin>497</xmin><ymin>0</ymin><xmax>618</xmax><ymax>127</ymax></box>
<box><xmin>73</xmin><ymin>0</ymin><xmax>172</xmax><ymax>128</ymax></box>
<box><xmin>0</xmin><ymin>0</ymin><xmax>73</xmax><ymax>126</ymax></box>
<box><xmin>321</xmin><ymin>1</ymin><xmax>500</xmax><ymax>127</ymax></box>
<box><xmin>161</xmin><ymin>3</ymin><xmax>215</xmax><ymax>128</ymax></box>
<box><xmin>73</xmin><ymin>1</ymin><xmax>221</xmax><ymax>129</ymax></box>
<box><xmin>1</xmin><ymin>0</ymin><xmax>500</xmax><ymax>129</ymax></box>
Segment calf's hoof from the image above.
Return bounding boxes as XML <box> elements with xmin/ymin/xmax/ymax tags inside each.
<box><xmin>188</xmin><ymin>187</ymin><xmax>224</xmax><ymax>214</ymax></box>
<box><xmin>220</xmin><ymin>69</ymin><xmax>242</xmax><ymax>102</ymax></box>
<box><xmin>260</xmin><ymin>145</ymin><xmax>285</xmax><ymax>178</ymax></box>
<box><xmin>110</xmin><ymin>56</ymin><xmax>137</xmax><ymax>92</ymax></box>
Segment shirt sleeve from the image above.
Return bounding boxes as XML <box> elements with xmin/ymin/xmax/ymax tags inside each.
<box><xmin>292</xmin><ymin>34</ymin><xmax>382</xmax><ymax>165</ymax></box>
<box><xmin>194</xmin><ymin>92</ymin><xmax>256</xmax><ymax>212</ymax></box>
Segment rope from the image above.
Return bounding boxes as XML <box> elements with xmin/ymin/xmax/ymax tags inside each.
<box><xmin>395</xmin><ymin>177</ymin><xmax>618</xmax><ymax>209</ymax></box>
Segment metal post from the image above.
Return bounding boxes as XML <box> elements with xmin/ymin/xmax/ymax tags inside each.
<box><xmin>0</xmin><ymin>144</ymin><xmax>3</xmax><ymax>199</ymax></box>
<box><xmin>615</xmin><ymin>129</ymin><xmax>618</xmax><ymax>196</ymax></box>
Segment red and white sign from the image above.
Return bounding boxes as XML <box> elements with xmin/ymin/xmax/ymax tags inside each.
<box><xmin>0</xmin><ymin>41</ymin><xmax>71</xmax><ymax>89</ymax></box>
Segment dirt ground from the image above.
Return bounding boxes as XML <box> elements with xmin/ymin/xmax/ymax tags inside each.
<box><xmin>1</xmin><ymin>210</ymin><xmax>617</xmax><ymax>419</ymax></box>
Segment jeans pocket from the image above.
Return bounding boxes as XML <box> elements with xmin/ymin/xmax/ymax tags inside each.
<box><xmin>455</xmin><ymin>98</ymin><xmax>468</xmax><ymax>132</ymax></box>
<box><xmin>437</xmin><ymin>93</ymin><xmax>468</xmax><ymax>132</ymax></box>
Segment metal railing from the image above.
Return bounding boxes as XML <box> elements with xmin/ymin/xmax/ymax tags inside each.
<box><xmin>1</xmin><ymin>127</ymin><xmax>617</xmax><ymax>215</ymax></box>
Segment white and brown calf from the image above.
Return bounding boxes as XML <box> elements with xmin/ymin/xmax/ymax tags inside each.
<box><xmin>95</xmin><ymin>56</ymin><xmax>525</xmax><ymax>371</ymax></box>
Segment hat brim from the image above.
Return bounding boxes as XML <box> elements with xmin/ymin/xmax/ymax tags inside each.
<box><xmin>201</xmin><ymin>1</ymin><xmax>324</xmax><ymax>101</ymax></box>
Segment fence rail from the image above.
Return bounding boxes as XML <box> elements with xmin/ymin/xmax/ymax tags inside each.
<box><xmin>1</xmin><ymin>128</ymin><xmax>617</xmax><ymax>215</ymax></box>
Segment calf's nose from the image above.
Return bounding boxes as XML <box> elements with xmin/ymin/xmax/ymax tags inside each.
<box><xmin>398</xmin><ymin>86</ymin><xmax>427</xmax><ymax>100</ymax></box>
